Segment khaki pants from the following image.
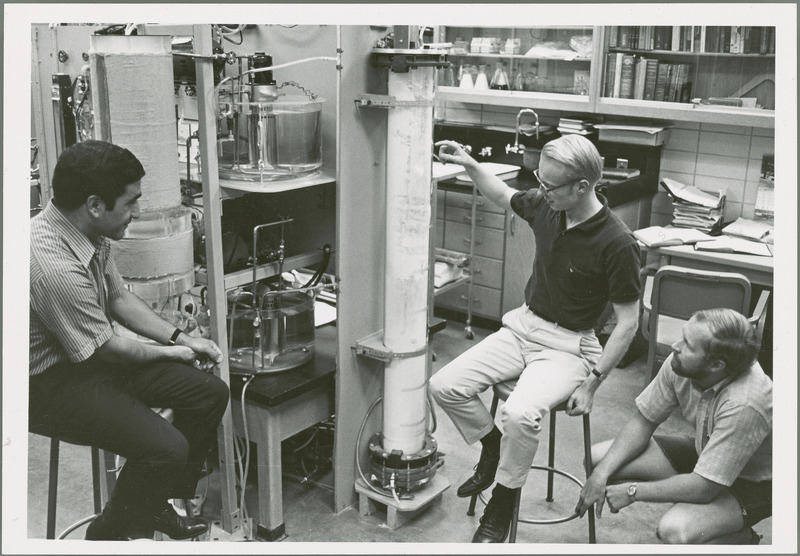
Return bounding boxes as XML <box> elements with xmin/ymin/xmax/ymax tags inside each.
<box><xmin>430</xmin><ymin>304</ymin><xmax>602</xmax><ymax>488</ymax></box>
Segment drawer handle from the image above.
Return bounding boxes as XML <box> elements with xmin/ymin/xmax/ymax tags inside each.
<box><xmin>473</xmin><ymin>268</ymin><xmax>482</xmax><ymax>274</ymax></box>
<box><xmin>463</xmin><ymin>215</ymin><xmax>484</xmax><ymax>223</ymax></box>
<box><xmin>466</xmin><ymin>200</ymin><xmax>485</xmax><ymax>207</ymax></box>
<box><xmin>460</xmin><ymin>295</ymin><xmax>480</xmax><ymax>304</ymax></box>
<box><xmin>463</xmin><ymin>237</ymin><xmax>483</xmax><ymax>245</ymax></box>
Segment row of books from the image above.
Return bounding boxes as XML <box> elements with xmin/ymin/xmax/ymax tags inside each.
<box><xmin>608</xmin><ymin>26</ymin><xmax>775</xmax><ymax>55</ymax></box>
<box><xmin>604</xmin><ymin>53</ymin><xmax>692</xmax><ymax>103</ymax></box>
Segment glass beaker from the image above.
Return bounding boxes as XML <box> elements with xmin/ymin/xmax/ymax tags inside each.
<box><xmin>490</xmin><ymin>62</ymin><xmax>510</xmax><ymax>90</ymax></box>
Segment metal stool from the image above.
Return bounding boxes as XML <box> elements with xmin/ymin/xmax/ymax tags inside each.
<box><xmin>46</xmin><ymin>438</ymin><xmax>117</xmax><ymax>539</ymax></box>
<box><xmin>45</xmin><ymin>408</ymin><xmax>178</xmax><ymax>540</ymax></box>
<box><xmin>467</xmin><ymin>380</ymin><xmax>596</xmax><ymax>543</ymax></box>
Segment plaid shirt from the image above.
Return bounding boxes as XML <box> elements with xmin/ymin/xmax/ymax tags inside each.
<box><xmin>29</xmin><ymin>202</ymin><xmax>124</xmax><ymax>375</ymax></box>
<box><xmin>636</xmin><ymin>353</ymin><xmax>772</xmax><ymax>485</ymax></box>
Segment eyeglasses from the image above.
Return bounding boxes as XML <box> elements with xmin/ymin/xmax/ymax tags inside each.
<box><xmin>533</xmin><ymin>169</ymin><xmax>584</xmax><ymax>193</ymax></box>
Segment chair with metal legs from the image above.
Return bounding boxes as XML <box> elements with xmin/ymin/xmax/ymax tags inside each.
<box><xmin>467</xmin><ymin>379</ymin><xmax>596</xmax><ymax>543</ymax></box>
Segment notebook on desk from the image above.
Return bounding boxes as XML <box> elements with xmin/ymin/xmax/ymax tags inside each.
<box><xmin>634</xmin><ymin>225</ymin><xmax>713</xmax><ymax>248</ymax></box>
<box><xmin>694</xmin><ymin>236</ymin><xmax>773</xmax><ymax>257</ymax></box>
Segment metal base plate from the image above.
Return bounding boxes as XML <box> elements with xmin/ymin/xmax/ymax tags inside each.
<box><xmin>229</xmin><ymin>348</ymin><xmax>313</xmax><ymax>375</ymax></box>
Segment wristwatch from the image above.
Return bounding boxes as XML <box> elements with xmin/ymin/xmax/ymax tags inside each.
<box><xmin>627</xmin><ymin>483</ymin><xmax>637</xmax><ymax>500</ymax></box>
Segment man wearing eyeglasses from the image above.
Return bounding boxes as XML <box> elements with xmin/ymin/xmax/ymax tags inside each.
<box><xmin>430</xmin><ymin>134</ymin><xmax>641</xmax><ymax>543</ymax></box>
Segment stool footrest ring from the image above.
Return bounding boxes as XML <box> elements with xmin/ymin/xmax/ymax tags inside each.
<box><xmin>477</xmin><ymin>465</ymin><xmax>585</xmax><ymax>525</ymax></box>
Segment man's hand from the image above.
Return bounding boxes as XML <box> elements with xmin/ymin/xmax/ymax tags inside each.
<box><xmin>435</xmin><ymin>140</ymin><xmax>475</xmax><ymax>167</ymax></box>
<box><xmin>181</xmin><ymin>336</ymin><xmax>224</xmax><ymax>372</ymax></box>
<box><xmin>604</xmin><ymin>483</ymin><xmax>635</xmax><ymax>514</ymax></box>
<box><xmin>565</xmin><ymin>378</ymin><xmax>598</xmax><ymax>416</ymax></box>
<box><xmin>576</xmin><ymin>473</ymin><xmax>608</xmax><ymax>518</ymax></box>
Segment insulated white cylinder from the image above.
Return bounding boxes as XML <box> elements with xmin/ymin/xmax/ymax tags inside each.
<box><xmin>89</xmin><ymin>35</ymin><xmax>180</xmax><ymax>212</ymax></box>
<box><xmin>381</xmin><ymin>66</ymin><xmax>435</xmax><ymax>454</ymax></box>
<box><xmin>89</xmin><ymin>35</ymin><xmax>193</xmax><ymax>311</ymax></box>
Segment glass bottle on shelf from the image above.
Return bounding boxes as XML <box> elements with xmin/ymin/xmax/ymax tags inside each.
<box><xmin>524</xmin><ymin>64</ymin><xmax>538</xmax><ymax>92</ymax></box>
<box><xmin>458</xmin><ymin>64</ymin><xmax>474</xmax><ymax>89</ymax></box>
<box><xmin>439</xmin><ymin>64</ymin><xmax>455</xmax><ymax>87</ymax></box>
<box><xmin>490</xmin><ymin>62</ymin><xmax>510</xmax><ymax>90</ymax></box>
<box><xmin>474</xmin><ymin>64</ymin><xmax>490</xmax><ymax>90</ymax></box>
<box><xmin>512</xmin><ymin>69</ymin><xmax>525</xmax><ymax>91</ymax></box>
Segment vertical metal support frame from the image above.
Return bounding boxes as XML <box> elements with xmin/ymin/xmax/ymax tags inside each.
<box><xmin>192</xmin><ymin>24</ymin><xmax>241</xmax><ymax>534</ymax></box>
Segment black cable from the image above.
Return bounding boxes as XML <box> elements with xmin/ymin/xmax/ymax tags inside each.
<box><xmin>303</xmin><ymin>244</ymin><xmax>332</xmax><ymax>288</ymax></box>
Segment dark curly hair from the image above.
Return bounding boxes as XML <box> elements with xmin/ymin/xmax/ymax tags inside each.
<box><xmin>51</xmin><ymin>140</ymin><xmax>145</xmax><ymax>211</ymax></box>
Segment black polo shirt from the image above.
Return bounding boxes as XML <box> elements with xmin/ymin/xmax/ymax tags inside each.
<box><xmin>510</xmin><ymin>189</ymin><xmax>641</xmax><ymax>331</ymax></box>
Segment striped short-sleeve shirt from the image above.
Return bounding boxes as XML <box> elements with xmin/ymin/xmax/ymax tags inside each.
<box><xmin>636</xmin><ymin>353</ymin><xmax>772</xmax><ymax>485</ymax></box>
<box><xmin>30</xmin><ymin>202</ymin><xmax>124</xmax><ymax>376</ymax></box>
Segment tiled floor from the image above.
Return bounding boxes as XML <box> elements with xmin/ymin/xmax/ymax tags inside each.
<box><xmin>26</xmin><ymin>319</ymin><xmax>772</xmax><ymax>546</ymax></box>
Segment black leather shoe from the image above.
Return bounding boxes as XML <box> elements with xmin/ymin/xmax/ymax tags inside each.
<box><xmin>85</xmin><ymin>512</ymin><xmax>128</xmax><ymax>541</ymax></box>
<box><xmin>471</xmin><ymin>495</ymin><xmax>513</xmax><ymax>543</ymax></box>
<box><xmin>457</xmin><ymin>446</ymin><xmax>500</xmax><ymax>498</ymax></box>
<box><xmin>150</xmin><ymin>504</ymin><xmax>209</xmax><ymax>540</ymax></box>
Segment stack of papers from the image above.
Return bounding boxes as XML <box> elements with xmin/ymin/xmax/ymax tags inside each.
<box><xmin>660</xmin><ymin>177</ymin><xmax>725</xmax><ymax>234</ymax></box>
<box><xmin>722</xmin><ymin>217</ymin><xmax>774</xmax><ymax>243</ymax></box>
<box><xmin>557</xmin><ymin>117</ymin><xmax>597</xmax><ymax>136</ymax></box>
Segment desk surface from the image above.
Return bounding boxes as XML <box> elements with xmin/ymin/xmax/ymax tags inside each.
<box><xmin>229</xmin><ymin>325</ymin><xmax>336</xmax><ymax>407</ymax></box>
<box><xmin>640</xmin><ymin>243</ymin><xmax>774</xmax><ymax>288</ymax></box>
<box><xmin>642</xmin><ymin>243</ymin><xmax>774</xmax><ymax>273</ymax></box>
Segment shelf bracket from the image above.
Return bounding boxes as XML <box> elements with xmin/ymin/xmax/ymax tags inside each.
<box><xmin>353</xmin><ymin>330</ymin><xmax>428</xmax><ymax>363</ymax></box>
<box><xmin>354</xmin><ymin>94</ymin><xmax>437</xmax><ymax>109</ymax></box>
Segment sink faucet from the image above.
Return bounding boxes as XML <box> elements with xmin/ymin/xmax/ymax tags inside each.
<box><xmin>506</xmin><ymin>109</ymin><xmax>540</xmax><ymax>154</ymax></box>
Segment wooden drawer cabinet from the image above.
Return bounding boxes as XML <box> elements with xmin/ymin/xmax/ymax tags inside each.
<box><xmin>470</xmin><ymin>255</ymin><xmax>504</xmax><ymax>289</ymax></box>
<box><xmin>446</xmin><ymin>206</ymin><xmax>506</xmax><ymax>230</ymax></box>
<box><xmin>446</xmin><ymin>190</ymin><xmax>504</xmax><ymax>214</ymax></box>
<box><xmin>435</xmin><ymin>283</ymin><xmax>502</xmax><ymax>319</ymax></box>
<box><xmin>435</xmin><ymin>186</ymin><xmax>535</xmax><ymax>321</ymax></box>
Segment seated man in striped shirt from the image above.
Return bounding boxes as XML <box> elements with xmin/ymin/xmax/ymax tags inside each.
<box><xmin>576</xmin><ymin>308</ymin><xmax>772</xmax><ymax>544</ymax></box>
<box><xmin>29</xmin><ymin>141</ymin><xmax>229</xmax><ymax>541</ymax></box>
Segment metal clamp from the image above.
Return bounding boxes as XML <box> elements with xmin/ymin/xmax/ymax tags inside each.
<box><xmin>354</xmin><ymin>94</ymin><xmax>437</xmax><ymax>109</ymax></box>
<box><xmin>353</xmin><ymin>330</ymin><xmax>428</xmax><ymax>363</ymax></box>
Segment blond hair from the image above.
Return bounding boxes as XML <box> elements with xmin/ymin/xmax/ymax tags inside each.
<box><xmin>540</xmin><ymin>134</ymin><xmax>603</xmax><ymax>186</ymax></box>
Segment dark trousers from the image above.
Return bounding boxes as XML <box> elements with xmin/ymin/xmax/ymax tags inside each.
<box><xmin>29</xmin><ymin>359</ymin><xmax>229</xmax><ymax>520</ymax></box>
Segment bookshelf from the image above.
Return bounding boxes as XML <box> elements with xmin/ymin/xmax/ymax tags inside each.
<box><xmin>596</xmin><ymin>25</ymin><xmax>775</xmax><ymax>127</ymax></box>
<box><xmin>433</xmin><ymin>25</ymin><xmax>776</xmax><ymax>129</ymax></box>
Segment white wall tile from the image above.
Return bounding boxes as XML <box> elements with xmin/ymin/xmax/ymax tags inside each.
<box><xmin>651</xmin><ymin>191</ymin><xmax>674</xmax><ymax>214</ymax></box>
<box><xmin>749</xmin><ymin>135</ymin><xmax>775</xmax><ymax>160</ymax></box>
<box><xmin>695</xmin><ymin>153</ymin><xmax>748</xmax><ymax>180</ymax></box>
<box><xmin>482</xmin><ymin>110</ymin><xmax>517</xmax><ymax>128</ymax></box>
<box><xmin>444</xmin><ymin>106</ymin><xmax>483</xmax><ymax>125</ymax></box>
<box><xmin>665</xmin><ymin>129</ymin><xmax>700</xmax><ymax>152</ymax></box>
<box><xmin>698</xmin><ymin>131</ymin><xmax>751</xmax><ymax>157</ymax></box>
<box><xmin>752</xmin><ymin>127</ymin><xmax>775</xmax><ymax>138</ymax></box>
<box><xmin>743</xmin><ymin>180</ymin><xmax>761</xmax><ymax>205</ymax></box>
<box><xmin>660</xmin><ymin>150</ymin><xmax>697</xmax><ymax>174</ymax></box>
<box><xmin>700</xmin><ymin>122</ymin><xmax>752</xmax><ymax>135</ymax></box>
<box><xmin>741</xmin><ymin>204</ymin><xmax>756</xmax><ymax>219</ymax></box>
<box><xmin>723</xmin><ymin>201</ymin><xmax>743</xmax><ymax>221</ymax></box>
<box><xmin>746</xmin><ymin>159</ymin><xmax>764</xmax><ymax>183</ymax></box>
<box><xmin>672</xmin><ymin>121</ymin><xmax>701</xmax><ymax>130</ymax></box>
<box><xmin>694</xmin><ymin>175</ymin><xmax>745</xmax><ymax>203</ymax></box>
